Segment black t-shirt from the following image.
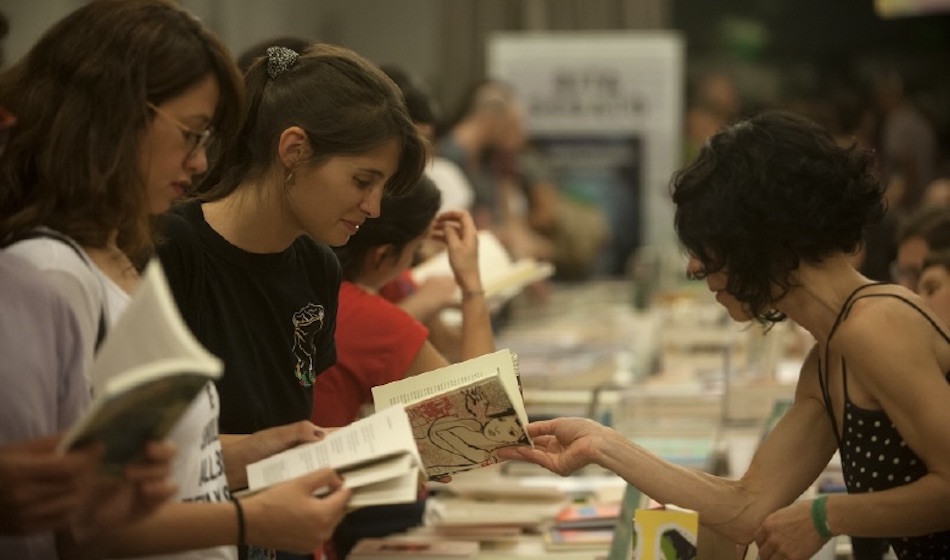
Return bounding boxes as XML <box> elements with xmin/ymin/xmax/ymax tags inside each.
<box><xmin>157</xmin><ymin>200</ymin><xmax>339</xmax><ymax>434</ymax></box>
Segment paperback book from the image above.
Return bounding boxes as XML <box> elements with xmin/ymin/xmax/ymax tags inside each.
<box><xmin>58</xmin><ymin>259</ymin><xmax>223</xmax><ymax>474</ymax></box>
<box><xmin>373</xmin><ymin>348</ymin><xmax>532</xmax><ymax>479</ymax></box>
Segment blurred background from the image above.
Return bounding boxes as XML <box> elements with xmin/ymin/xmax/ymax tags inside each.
<box><xmin>3</xmin><ymin>0</ymin><xmax>949</xmax><ymax>277</ymax></box>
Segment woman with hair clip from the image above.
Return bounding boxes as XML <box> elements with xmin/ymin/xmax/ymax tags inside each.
<box><xmin>156</xmin><ymin>43</ymin><xmax>427</xmax><ymax>560</ymax></box>
<box><xmin>0</xmin><ymin>2</ymin><xmax>352</xmax><ymax>558</ymax></box>
<box><xmin>499</xmin><ymin>111</ymin><xmax>950</xmax><ymax>560</ymax></box>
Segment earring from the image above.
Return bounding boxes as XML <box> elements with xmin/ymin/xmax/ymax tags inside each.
<box><xmin>285</xmin><ymin>171</ymin><xmax>294</xmax><ymax>185</ymax></box>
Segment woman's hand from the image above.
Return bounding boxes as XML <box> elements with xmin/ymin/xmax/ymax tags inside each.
<box><xmin>70</xmin><ymin>439</ymin><xmax>178</xmax><ymax>542</ymax></box>
<box><xmin>243</xmin><ymin>468</ymin><xmax>351</xmax><ymax>553</ymax></box>
<box><xmin>221</xmin><ymin>421</ymin><xmax>328</xmax><ymax>488</ymax></box>
<box><xmin>753</xmin><ymin>499</ymin><xmax>829</xmax><ymax>560</ymax></box>
<box><xmin>495</xmin><ymin>418</ymin><xmax>608</xmax><ymax>476</ymax></box>
<box><xmin>0</xmin><ymin>436</ymin><xmax>100</xmax><ymax>535</ymax></box>
<box><xmin>432</xmin><ymin>210</ymin><xmax>481</xmax><ymax>293</ymax></box>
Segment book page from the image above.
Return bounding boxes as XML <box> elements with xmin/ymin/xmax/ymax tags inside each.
<box><xmin>373</xmin><ymin>349</ymin><xmax>522</xmax><ymax>414</ymax></box>
<box><xmin>246</xmin><ymin>405</ymin><xmax>422</xmax><ymax>491</ymax></box>
<box><xmin>410</xmin><ymin>231</ymin><xmax>552</xmax><ymax>306</ymax></box>
<box><xmin>407</xmin><ymin>376</ymin><xmax>531</xmax><ymax>478</ymax></box>
<box><xmin>89</xmin><ymin>258</ymin><xmax>222</xmax><ymax>392</ymax></box>
<box><xmin>57</xmin><ymin>260</ymin><xmax>223</xmax><ymax>470</ymax></box>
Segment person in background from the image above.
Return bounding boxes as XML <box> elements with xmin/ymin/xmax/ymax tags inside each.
<box><xmin>891</xmin><ymin>205</ymin><xmax>950</xmax><ymax>290</ymax></box>
<box><xmin>499</xmin><ymin>111</ymin><xmax>950</xmax><ymax>560</ymax></box>
<box><xmin>376</xmin><ymin>64</ymin><xmax>480</xmax><ymax>361</ymax></box>
<box><xmin>437</xmin><ymin>79</ymin><xmax>556</xmax><ymax>263</ymax></box>
<box><xmin>381</xmin><ymin>64</ymin><xmax>474</xmax><ymax>215</ymax></box>
<box><xmin>0</xmin><ymin>2</ymin><xmax>349</xmax><ymax>558</ymax></box>
<box><xmin>916</xmin><ymin>249</ymin><xmax>950</xmax><ymax>328</ymax></box>
<box><xmin>157</xmin><ymin>42</ymin><xmax>426</xmax><ymax>560</ymax></box>
<box><xmin>921</xmin><ymin>173</ymin><xmax>950</xmax><ymax>209</ymax></box>
<box><xmin>683</xmin><ymin>69</ymin><xmax>741</xmax><ymax>164</ymax></box>
<box><xmin>872</xmin><ymin>68</ymin><xmax>938</xmax><ymax>213</ymax></box>
<box><xmin>312</xmin><ymin>176</ymin><xmax>492</xmax><ymax>559</ymax></box>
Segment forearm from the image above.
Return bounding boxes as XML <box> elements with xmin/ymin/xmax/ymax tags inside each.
<box><xmin>220</xmin><ymin>434</ymin><xmax>251</xmax><ymax>489</ymax></box>
<box><xmin>459</xmin><ymin>291</ymin><xmax>494</xmax><ymax>361</ymax></box>
<box><xmin>592</xmin><ymin>430</ymin><xmax>752</xmax><ymax>536</ymax></box>
<box><xmin>398</xmin><ymin>292</ymin><xmax>441</xmax><ymax>322</ymax></box>
<box><xmin>825</xmin><ymin>474</ymin><xmax>950</xmax><ymax>538</ymax></box>
<box><xmin>96</xmin><ymin>501</ymin><xmax>238</xmax><ymax>556</ymax></box>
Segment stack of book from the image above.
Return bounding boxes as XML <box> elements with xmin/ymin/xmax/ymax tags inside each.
<box><xmin>543</xmin><ymin>502</ymin><xmax>622</xmax><ymax>551</ymax></box>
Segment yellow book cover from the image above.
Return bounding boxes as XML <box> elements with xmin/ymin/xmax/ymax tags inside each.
<box><xmin>632</xmin><ymin>505</ymin><xmax>698</xmax><ymax>560</ymax></box>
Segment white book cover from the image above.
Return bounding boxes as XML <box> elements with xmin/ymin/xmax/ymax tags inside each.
<box><xmin>58</xmin><ymin>259</ymin><xmax>223</xmax><ymax>473</ymax></box>
<box><xmin>410</xmin><ymin>230</ymin><xmax>554</xmax><ymax>306</ymax></box>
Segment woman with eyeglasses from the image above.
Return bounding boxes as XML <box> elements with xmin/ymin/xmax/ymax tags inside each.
<box><xmin>0</xmin><ymin>1</ymin><xmax>352</xmax><ymax>558</ymax></box>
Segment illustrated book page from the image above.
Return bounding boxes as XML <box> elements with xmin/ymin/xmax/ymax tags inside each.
<box><xmin>372</xmin><ymin>349</ymin><xmax>531</xmax><ymax>478</ymax></box>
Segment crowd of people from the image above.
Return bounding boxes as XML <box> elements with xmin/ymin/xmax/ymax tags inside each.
<box><xmin>0</xmin><ymin>2</ymin><xmax>948</xmax><ymax>560</ymax></box>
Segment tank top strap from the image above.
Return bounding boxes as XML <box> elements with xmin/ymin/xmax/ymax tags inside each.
<box><xmin>820</xmin><ymin>282</ymin><xmax>883</xmax><ymax>446</ymax></box>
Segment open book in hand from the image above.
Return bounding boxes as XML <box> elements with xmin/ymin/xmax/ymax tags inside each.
<box><xmin>372</xmin><ymin>348</ymin><xmax>532</xmax><ymax>479</ymax></box>
<box><xmin>242</xmin><ymin>405</ymin><xmax>425</xmax><ymax>509</ymax></box>
<box><xmin>410</xmin><ymin>230</ymin><xmax>554</xmax><ymax>309</ymax></box>
<box><xmin>58</xmin><ymin>259</ymin><xmax>223</xmax><ymax>474</ymax></box>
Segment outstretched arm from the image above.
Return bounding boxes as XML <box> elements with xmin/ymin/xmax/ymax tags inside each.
<box><xmin>498</xmin><ymin>346</ymin><xmax>836</xmax><ymax>545</ymax></box>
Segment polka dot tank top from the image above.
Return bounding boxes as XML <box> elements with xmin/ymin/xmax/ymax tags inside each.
<box><xmin>821</xmin><ymin>285</ymin><xmax>950</xmax><ymax>559</ymax></box>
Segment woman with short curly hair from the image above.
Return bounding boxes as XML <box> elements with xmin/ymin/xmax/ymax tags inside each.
<box><xmin>500</xmin><ymin>111</ymin><xmax>950</xmax><ymax>560</ymax></box>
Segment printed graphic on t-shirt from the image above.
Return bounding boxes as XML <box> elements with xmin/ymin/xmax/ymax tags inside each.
<box><xmin>292</xmin><ymin>302</ymin><xmax>325</xmax><ymax>388</ymax></box>
<box><xmin>182</xmin><ymin>385</ymin><xmax>231</xmax><ymax>504</ymax></box>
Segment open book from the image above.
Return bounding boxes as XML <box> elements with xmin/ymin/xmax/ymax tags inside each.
<box><xmin>372</xmin><ymin>349</ymin><xmax>532</xmax><ymax>479</ymax></box>
<box><xmin>410</xmin><ymin>230</ymin><xmax>554</xmax><ymax>308</ymax></box>
<box><xmin>242</xmin><ymin>405</ymin><xmax>425</xmax><ymax>509</ymax></box>
<box><xmin>58</xmin><ymin>259</ymin><xmax>223</xmax><ymax>474</ymax></box>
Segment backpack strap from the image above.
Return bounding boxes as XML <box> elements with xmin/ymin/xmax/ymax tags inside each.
<box><xmin>2</xmin><ymin>229</ymin><xmax>108</xmax><ymax>351</ymax></box>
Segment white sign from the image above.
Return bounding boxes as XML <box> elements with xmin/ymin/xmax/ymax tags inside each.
<box><xmin>488</xmin><ymin>31</ymin><xmax>684</xmax><ymax>251</ymax></box>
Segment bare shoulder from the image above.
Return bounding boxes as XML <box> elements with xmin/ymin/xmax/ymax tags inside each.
<box><xmin>834</xmin><ymin>287</ymin><xmax>950</xmax><ymax>378</ymax></box>
<box><xmin>836</xmin><ymin>287</ymin><xmax>940</xmax><ymax>344</ymax></box>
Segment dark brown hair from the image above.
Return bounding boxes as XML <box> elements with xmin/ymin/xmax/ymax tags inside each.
<box><xmin>196</xmin><ymin>42</ymin><xmax>427</xmax><ymax>202</ymax></box>
<box><xmin>0</xmin><ymin>0</ymin><xmax>243</xmax><ymax>262</ymax></box>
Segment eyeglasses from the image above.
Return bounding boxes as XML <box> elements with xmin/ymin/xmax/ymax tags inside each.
<box><xmin>146</xmin><ymin>102</ymin><xmax>213</xmax><ymax>160</ymax></box>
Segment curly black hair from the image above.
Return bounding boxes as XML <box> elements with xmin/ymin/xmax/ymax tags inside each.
<box><xmin>671</xmin><ymin>110</ymin><xmax>885</xmax><ymax>323</ymax></box>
